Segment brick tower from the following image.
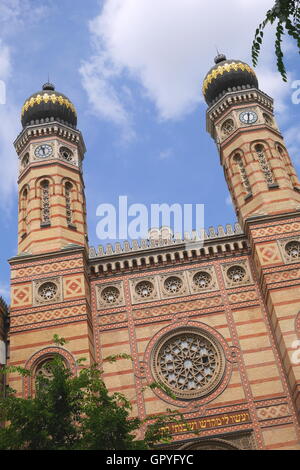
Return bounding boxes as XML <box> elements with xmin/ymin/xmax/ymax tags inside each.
<box><xmin>204</xmin><ymin>54</ymin><xmax>300</xmax><ymax>425</ymax></box>
<box><xmin>8</xmin><ymin>83</ymin><xmax>95</xmax><ymax>396</ymax></box>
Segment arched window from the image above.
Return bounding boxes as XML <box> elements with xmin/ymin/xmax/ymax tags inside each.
<box><xmin>21</xmin><ymin>188</ymin><xmax>28</xmax><ymax>237</ymax></box>
<box><xmin>254</xmin><ymin>144</ymin><xmax>275</xmax><ymax>185</ymax></box>
<box><xmin>277</xmin><ymin>144</ymin><xmax>298</xmax><ymax>188</ymax></box>
<box><xmin>65</xmin><ymin>182</ymin><xmax>74</xmax><ymax>226</ymax></box>
<box><xmin>233</xmin><ymin>154</ymin><xmax>251</xmax><ymax>195</ymax></box>
<box><xmin>21</xmin><ymin>153</ymin><xmax>29</xmax><ymax>170</ymax></box>
<box><xmin>40</xmin><ymin>180</ymin><xmax>50</xmax><ymax>226</ymax></box>
<box><xmin>221</xmin><ymin>118</ymin><xmax>235</xmax><ymax>136</ymax></box>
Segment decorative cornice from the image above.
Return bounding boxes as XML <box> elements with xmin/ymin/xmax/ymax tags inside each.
<box><xmin>14</xmin><ymin>121</ymin><xmax>86</xmax><ymax>156</ymax></box>
<box><xmin>88</xmin><ymin>224</ymin><xmax>249</xmax><ymax>276</ymax></box>
<box><xmin>21</xmin><ymin>93</ymin><xmax>77</xmax><ymax>118</ymax></box>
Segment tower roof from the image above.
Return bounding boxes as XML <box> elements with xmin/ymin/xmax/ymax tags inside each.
<box><xmin>21</xmin><ymin>82</ymin><xmax>77</xmax><ymax>128</ymax></box>
<box><xmin>203</xmin><ymin>54</ymin><xmax>259</xmax><ymax>106</ymax></box>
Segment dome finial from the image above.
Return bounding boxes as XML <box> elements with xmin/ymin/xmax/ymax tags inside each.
<box><xmin>214</xmin><ymin>53</ymin><xmax>227</xmax><ymax>64</ymax></box>
<box><xmin>42</xmin><ymin>82</ymin><xmax>55</xmax><ymax>91</ymax></box>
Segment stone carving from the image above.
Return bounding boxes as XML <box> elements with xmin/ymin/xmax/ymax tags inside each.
<box><xmin>33</xmin><ymin>277</ymin><xmax>62</xmax><ymax>305</ymax></box>
<box><xmin>278</xmin><ymin>236</ymin><xmax>300</xmax><ymax>264</ymax></box>
<box><xmin>221</xmin><ymin>260</ymin><xmax>252</xmax><ymax>288</ymax></box>
<box><xmin>96</xmin><ymin>281</ymin><xmax>125</xmax><ymax>309</ymax></box>
<box><xmin>129</xmin><ymin>276</ymin><xmax>159</xmax><ymax>304</ymax></box>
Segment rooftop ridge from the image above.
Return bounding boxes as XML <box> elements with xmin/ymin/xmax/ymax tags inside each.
<box><xmin>89</xmin><ymin>223</ymin><xmax>243</xmax><ymax>258</ymax></box>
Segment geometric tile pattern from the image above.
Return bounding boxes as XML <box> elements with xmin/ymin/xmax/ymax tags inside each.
<box><xmin>10</xmin><ymin>304</ymin><xmax>87</xmax><ymax>327</ymax></box>
<box><xmin>256</xmin><ymin>404</ymin><xmax>290</xmax><ymax>421</ymax></box>
<box><xmin>228</xmin><ymin>290</ymin><xmax>257</xmax><ymax>304</ymax></box>
<box><xmin>14</xmin><ymin>258</ymin><xmax>83</xmax><ymax>278</ymax></box>
<box><xmin>11</xmin><ymin>284</ymin><xmax>32</xmax><ymax>308</ymax></box>
<box><xmin>265</xmin><ymin>268</ymin><xmax>300</xmax><ymax>284</ymax></box>
<box><xmin>133</xmin><ymin>296</ymin><xmax>223</xmax><ymax>319</ymax></box>
<box><xmin>252</xmin><ymin>222</ymin><xmax>300</xmax><ymax>239</ymax></box>
<box><xmin>98</xmin><ymin>311</ymin><xmax>127</xmax><ymax>325</ymax></box>
<box><xmin>63</xmin><ymin>275</ymin><xmax>84</xmax><ymax>299</ymax></box>
<box><xmin>256</xmin><ymin>243</ymin><xmax>282</xmax><ymax>266</ymax></box>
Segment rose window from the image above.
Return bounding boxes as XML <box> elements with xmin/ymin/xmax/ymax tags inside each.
<box><xmin>227</xmin><ymin>266</ymin><xmax>246</xmax><ymax>283</ymax></box>
<box><xmin>164</xmin><ymin>276</ymin><xmax>183</xmax><ymax>294</ymax></box>
<box><xmin>38</xmin><ymin>282</ymin><xmax>58</xmax><ymax>301</ymax></box>
<box><xmin>135</xmin><ymin>281</ymin><xmax>154</xmax><ymax>298</ymax></box>
<box><xmin>152</xmin><ymin>329</ymin><xmax>224</xmax><ymax>399</ymax></box>
<box><xmin>193</xmin><ymin>271</ymin><xmax>212</xmax><ymax>289</ymax></box>
<box><xmin>101</xmin><ymin>286</ymin><xmax>120</xmax><ymax>304</ymax></box>
<box><xmin>285</xmin><ymin>241</ymin><xmax>300</xmax><ymax>259</ymax></box>
<box><xmin>221</xmin><ymin>119</ymin><xmax>235</xmax><ymax>136</ymax></box>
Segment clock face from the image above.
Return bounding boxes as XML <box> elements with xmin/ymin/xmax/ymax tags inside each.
<box><xmin>239</xmin><ymin>110</ymin><xmax>258</xmax><ymax>125</ymax></box>
<box><xmin>35</xmin><ymin>144</ymin><xmax>53</xmax><ymax>158</ymax></box>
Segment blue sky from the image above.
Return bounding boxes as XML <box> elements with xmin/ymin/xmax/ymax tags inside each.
<box><xmin>0</xmin><ymin>0</ymin><xmax>300</xmax><ymax>303</ymax></box>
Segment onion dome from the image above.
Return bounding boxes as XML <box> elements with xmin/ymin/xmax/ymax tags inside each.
<box><xmin>203</xmin><ymin>54</ymin><xmax>259</xmax><ymax>106</ymax></box>
<box><xmin>21</xmin><ymin>82</ymin><xmax>77</xmax><ymax>128</ymax></box>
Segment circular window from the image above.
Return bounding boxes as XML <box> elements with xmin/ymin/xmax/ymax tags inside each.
<box><xmin>60</xmin><ymin>146</ymin><xmax>73</xmax><ymax>161</ymax></box>
<box><xmin>227</xmin><ymin>266</ymin><xmax>246</xmax><ymax>283</ymax></box>
<box><xmin>193</xmin><ymin>271</ymin><xmax>212</xmax><ymax>289</ymax></box>
<box><xmin>285</xmin><ymin>241</ymin><xmax>300</xmax><ymax>259</ymax></box>
<box><xmin>38</xmin><ymin>282</ymin><xmax>58</xmax><ymax>301</ymax></box>
<box><xmin>164</xmin><ymin>276</ymin><xmax>183</xmax><ymax>294</ymax></box>
<box><xmin>221</xmin><ymin>119</ymin><xmax>235</xmax><ymax>136</ymax></box>
<box><xmin>135</xmin><ymin>281</ymin><xmax>154</xmax><ymax>298</ymax></box>
<box><xmin>152</xmin><ymin>328</ymin><xmax>225</xmax><ymax>400</ymax></box>
<box><xmin>101</xmin><ymin>286</ymin><xmax>120</xmax><ymax>304</ymax></box>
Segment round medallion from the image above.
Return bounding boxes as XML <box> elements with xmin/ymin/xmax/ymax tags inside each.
<box><xmin>101</xmin><ymin>286</ymin><xmax>120</xmax><ymax>304</ymax></box>
<box><xmin>135</xmin><ymin>281</ymin><xmax>154</xmax><ymax>298</ymax></box>
<box><xmin>285</xmin><ymin>240</ymin><xmax>300</xmax><ymax>259</ymax></box>
<box><xmin>152</xmin><ymin>328</ymin><xmax>225</xmax><ymax>400</ymax></box>
<box><xmin>38</xmin><ymin>282</ymin><xmax>58</xmax><ymax>301</ymax></box>
<box><xmin>193</xmin><ymin>271</ymin><xmax>212</xmax><ymax>289</ymax></box>
<box><xmin>227</xmin><ymin>265</ymin><xmax>246</xmax><ymax>283</ymax></box>
<box><xmin>164</xmin><ymin>276</ymin><xmax>183</xmax><ymax>294</ymax></box>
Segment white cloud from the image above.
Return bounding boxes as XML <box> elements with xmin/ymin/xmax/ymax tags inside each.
<box><xmin>159</xmin><ymin>148</ymin><xmax>172</xmax><ymax>160</ymax></box>
<box><xmin>0</xmin><ymin>1</ymin><xmax>49</xmax><ymax>207</ymax></box>
<box><xmin>0</xmin><ymin>42</ymin><xmax>18</xmax><ymax>210</ymax></box>
<box><xmin>80</xmin><ymin>0</ymin><xmax>285</xmax><ymax>131</ymax></box>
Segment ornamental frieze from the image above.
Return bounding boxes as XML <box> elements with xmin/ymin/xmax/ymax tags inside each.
<box><xmin>160</xmin><ymin>410</ymin><xmax>251</xmax><ymax>435</ymax></box>
<box><xmin>133</xmin><ymin>296</ymin><xmax>223</xmax><ymax>320</ymax></box>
